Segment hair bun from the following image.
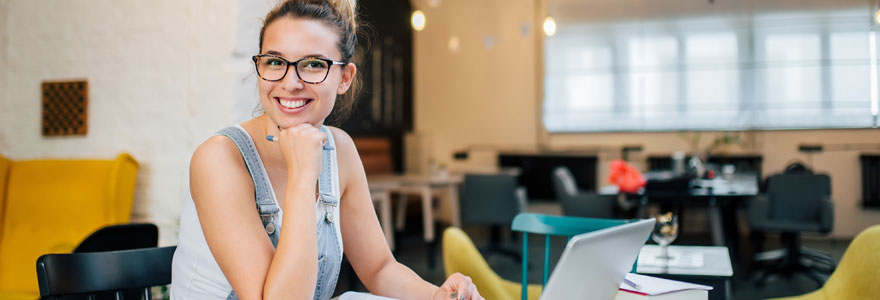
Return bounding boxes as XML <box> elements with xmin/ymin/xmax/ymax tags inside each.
<box><xmin>329</xmin><ymin>0</ymin><xmax>358</xmax><ymax>32</ymax></box>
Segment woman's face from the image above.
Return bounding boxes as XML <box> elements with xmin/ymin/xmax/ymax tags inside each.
<box><xmin>258</xmin><ymin>17</ymin><xmax>355</xmax><ymax>128</ymax></box>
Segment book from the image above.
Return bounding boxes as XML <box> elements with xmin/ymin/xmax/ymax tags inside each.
<box><xmin>336</xmin><ymin>291</ymin><xmax>400</xmax><ymax>300</ymax></box>
<box><xmin>612</xmin><ymin>273</ymin><xmax>712</xmax><ymax>300</ymax></box>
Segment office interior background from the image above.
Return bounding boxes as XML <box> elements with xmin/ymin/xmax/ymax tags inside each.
<box><xmin>1</xmin><ymin>0</ymin><xmax>879</xmax><ymax>299</ymax></box>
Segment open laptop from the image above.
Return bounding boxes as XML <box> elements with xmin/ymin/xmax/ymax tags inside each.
<box><xmin>540</xmin><ymin>218</ymin><xmax>656</xmax><ymax>300</ymax></box>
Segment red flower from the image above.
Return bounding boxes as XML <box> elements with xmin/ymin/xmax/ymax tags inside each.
<box><xmin>608</xmin><ymin>159</ymin><xmax>646</xmax><ymax>194</ymax></box>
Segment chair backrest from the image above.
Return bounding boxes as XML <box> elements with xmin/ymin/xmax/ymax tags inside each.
<box><xmin>552</xmin><ymin>167</ymin><xmax>578</xmax><ymax>197</ymax></box>
<box><xmin>767</xmin><ymin>173</ymin><xmax>831</xmax><ymax>223</ymax></box>
<box><xmin>553</xmin><ymin>166</ymin><xmax>615</xmax><ymax>218</ymax></box>
<box><xmin>442</xmin><ymin>227</ymin><xmax>517</xmax><ymax>300</ymax></box>
<box><xmin>459</xmin><ymin>174</ymin><xmax>521</xmax><ymax>226</ymax></box>
<box><xmin>822</xmin><ymin>225</ymin><xmax>880</xmax><ymax>299</ymax></box>
<box><xmin>510</xmin><ymin>213</ymin><xmax>634</xmax><ymax>300</ymax></box>
<box><xmin>74</xmin><ymin>223</ymin><xmax>159</xmax><ymax>253</ymax></box>
<box><xmin>36</xmin><ymin>246</ymin><xmax>176</xmax><ymax>299</ymax></box>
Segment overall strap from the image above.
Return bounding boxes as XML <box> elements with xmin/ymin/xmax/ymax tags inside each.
<box><xmin>317</xmin><ymin>126</ymin><xmax>338</xmax><ymax>219</ymax></box>
<box><xmin>215</xmin><ymin>126</ymin><xmax>280</xmax><ymax>230</ymax></box>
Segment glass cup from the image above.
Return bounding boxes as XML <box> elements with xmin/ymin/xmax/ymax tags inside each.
<box><xmin>651</xmin><ymin>212</ymin><xmax>679</xmax><ymax>262</ymax></box>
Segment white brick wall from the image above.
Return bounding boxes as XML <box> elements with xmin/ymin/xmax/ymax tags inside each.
<box><xmin>0</xmin><ymin>0</ymin><xmax>264</xmax><ymax>246</ymax></box>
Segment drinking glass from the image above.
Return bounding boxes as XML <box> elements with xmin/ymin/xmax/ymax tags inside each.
<box><xmin>651</xmin><ymin>212</ymin><xmax>679</xmax><ymax>261</ymax></box>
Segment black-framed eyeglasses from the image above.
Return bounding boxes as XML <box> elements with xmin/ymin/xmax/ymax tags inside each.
<box><xmin>252</xmin><ymin>54</ymin><xmax>347</xmax><ymax>84</ymax></box>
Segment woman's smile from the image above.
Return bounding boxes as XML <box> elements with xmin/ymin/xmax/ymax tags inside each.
<box><xmin>274</xmin><ymin>96</ymin><xmax>314</xmax><ymax>113</ymax></box>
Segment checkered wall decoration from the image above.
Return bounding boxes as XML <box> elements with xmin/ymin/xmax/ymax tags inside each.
<box><xmin>41</xmin><ymin>80</ymin><xmax>88</xmax><ymax>136</ymax></box>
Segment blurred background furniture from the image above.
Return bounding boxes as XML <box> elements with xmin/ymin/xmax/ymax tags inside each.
<box><xmin>769</xmin><ymin>225</ymin><xmax>880</xmax><ymax>300</ymax></box>
<box><xmin>552</xmin><ymin>166</ymin><xmax>614</xmax><ymax>218</ymax></box>
<box><xmin>0</xmin><ymin>153</ymin><xmax>138</xmax><ymax>300</ymax></box>
<box><xmin>458</xmin><ymin>173</ymin><xmax>526</xmax><ymax>261</ymax></box>
<box><xmin>498</xmin><ymin>154</ymin><xmax>598</xmax><ymax>201</ymax></box>
<box><xmin>36</xmin><ymin>246</ymin><xmax>175</xmax><ymax>300</ymax></box>
<box><xmin>73</xmin><ymin>223</ymin><xmax>158</xmax><ymax>253</ymax></box>
<box><xmin>748</xmin><ymin>167</ymin><xmax>835</xmax><ymax>286</ymax></box>
<box><xmin>442</xmin><ymin>227</ymin><xmax>541</xmax><ymax>300</ymax></box>
<box><xmin>70</xmin><ymin>223</ymin><xmax>160</xmax><ymax>300</ymax></box>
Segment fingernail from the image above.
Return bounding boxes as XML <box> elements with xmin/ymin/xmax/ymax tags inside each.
<box><xmin>266</xmin><ymin>135</ymin><xmax>277</xmax><ymax>142</ymax></box>
<box><xmin>450</xmin><ymin>292</ymin><xmax>457</xmax><ymax>299</ymax></box>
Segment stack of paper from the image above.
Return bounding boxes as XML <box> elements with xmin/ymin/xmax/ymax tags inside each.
<box><xmin>613</xmin><ymin>273</ymin><xmax>712</xmax><ymax>300</ymax></box>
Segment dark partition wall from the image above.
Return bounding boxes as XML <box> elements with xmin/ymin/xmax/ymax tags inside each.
<box><xmin>335</xmin><ymin>0</ymin><xmax>412</xmax><ymax>173</ymax></box>
<box><xmin>499</xmin><ymin>154</ymin><xmax>598</xmax><ymax>201</ymax></box>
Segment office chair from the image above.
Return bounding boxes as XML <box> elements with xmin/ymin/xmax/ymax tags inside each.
<box><xmin>769</xmin><ymin>225</ymin><xmax>880</xmax><ymax>300</ymax></box>
<box><xmin>36</xmin><ymin>246</ymin><xmax>176</xmax><ymax>300</ymax></box>
<box><xmin>748</xmin><ymin>170</ymin><xmax>835</xmax><ymax>286</ymax></box>
<box><xmin>459</xmin><ymin>173</ymin><xmax>526</xmax><ymax>261</ymax></box>
<box><xmin>552</xmin><ymin>166</ymin><xmax>615</xmax><ymax>218</ymax></box>
<box><xmin>74</xmin><ymin>223</ymin><xmax>159</xmax><ymax>253</ymax></box>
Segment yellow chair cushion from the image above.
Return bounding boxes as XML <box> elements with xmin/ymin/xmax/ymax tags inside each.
<box><xmin>771</xmin><ymin>225</ymin><xmax>880</xmax><ymax>300</ymax></box>
<box><xmin>0</xmin><ymin>291</ymin><xmax>39</xmax><ymax>300</ymax></box>
<box><xmin>0</xmin><ymin>153</ymin><xmax>138</xmax><ymax>295</ymax></box>
<box><xmin>443</xmin><ymin>227</ymin><xmax>541</xmax><ymax>300</ymax></box>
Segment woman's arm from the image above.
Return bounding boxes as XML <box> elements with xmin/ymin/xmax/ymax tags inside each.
<box><xmin>190</xmin><ymin>125</ymin><xmax>326</xmax><ymax>300</ymax></box>
<box><xmin>331</xmin><ymin>128</ymin><xmax>484</xmax><ymax>300</ymax></box>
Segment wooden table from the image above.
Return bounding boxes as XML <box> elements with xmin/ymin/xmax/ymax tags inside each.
<box><xmin>368</xmin><ymin>173</ymin><xmax>464</xmax><ymax>242</ymax></box>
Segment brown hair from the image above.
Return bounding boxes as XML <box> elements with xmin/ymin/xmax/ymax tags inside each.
<box><xmin>258</xmin><ymin>0</ymin><xmax>361</xmax><ymax>124</ymax></box>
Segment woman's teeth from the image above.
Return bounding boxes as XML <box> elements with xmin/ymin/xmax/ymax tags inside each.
<box><xmin>279</xmin><ymin>98</ymin><xmax>308</xmax><ymax>109</ymax></box>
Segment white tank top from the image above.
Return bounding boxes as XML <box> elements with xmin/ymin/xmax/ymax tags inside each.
<box><xmin>170</xmin><ymin>125</ymin><xmax>342</xmax><ymax>299</ymax></box>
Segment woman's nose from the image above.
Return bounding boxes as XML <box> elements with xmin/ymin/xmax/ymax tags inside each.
<box><xmin>280</xmin><ymin>68</ymin><xmax>305</xmax><ymax>91</ymax></box>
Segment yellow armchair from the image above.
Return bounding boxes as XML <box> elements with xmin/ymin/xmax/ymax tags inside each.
<box><xmin>0</xmin><ymin>153</ymin><xmax>138</xmax><ymax>299</ymax></box>
<box><xmin>442</xmin><ymin>227</ymin><xmax>542</xmax><ymax>300</ymax></box>
<box><xmin>771</xmin><ymin>225</ymin><xmax>880</xmax><ymax>300</ymax></box>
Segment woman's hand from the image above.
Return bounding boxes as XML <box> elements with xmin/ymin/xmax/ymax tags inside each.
<box><xmin>433</xmin><ymin>273</ymin><xmax>484</xmax><ymax>300</ymax></box>
<box><xmin>278</xmin><ymin>123</ymin><xmax>326</xmax><ymax>185</ymax></box>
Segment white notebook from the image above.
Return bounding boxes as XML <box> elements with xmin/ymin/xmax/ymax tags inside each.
<box><xmin>613</xmin><ymin>273</ymin><xmax>712</xmax><ymax>300</ymax></box>
<box><xmin>336</xmin><ymin>291</ymin><xmax>400</xmax><ymax>300</ymax></box>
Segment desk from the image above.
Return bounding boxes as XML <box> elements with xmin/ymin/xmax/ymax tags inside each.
<box><xmin>636</xmin><ymin>245</ymin><xmax>733</xmax><ymax>300</ymax></box>
<box><xmin>368</xmin><ymin>174</ymin><xmax>464</xmax><ymax>242</ymax></box>
<box><xmin>603</xmin><ymin>173</ymin><xmax>758</xmax><ymax>248</ymax></box>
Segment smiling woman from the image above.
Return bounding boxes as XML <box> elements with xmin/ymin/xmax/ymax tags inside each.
<box><xmin>169</xmin><ymin>1</ymin><xmax>484</xmax><ymax>300</ymax></box>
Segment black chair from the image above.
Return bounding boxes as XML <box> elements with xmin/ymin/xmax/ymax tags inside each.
<box><xmin>74</xmin><ymin>223</ymin><xmax>159</xmax><ymax>253</ymax></box>
<box><xmin>552</xmin><ymin>166</ymin><xmax>615</xmax><ymax>218</ymax></box>
<box><xmin>458</xmin><ymin>173</ymin><xmax>525</xmax><ymax>261</ymax></box>
<box><xmin>748</xmin><ymin>168</ymin><xmax>835</xmax><ymax>286</ymax></box>
<box><xmin>36</xmin><ymin>246</ymin><xmax>176</xmax><ymax>300</ymax></box>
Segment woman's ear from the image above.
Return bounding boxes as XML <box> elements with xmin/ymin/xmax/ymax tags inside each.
<box><xmin>337</xmin><ymin>63</ymin><xmax>357</xmax><ymax>94</ymax></box>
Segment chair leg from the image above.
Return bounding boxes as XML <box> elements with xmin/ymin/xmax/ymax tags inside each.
<box><xmin>395</xmin><ymin>194</ymin><xmax>407</xmax><ymax>231</ymax></box>
<box><xmin>796</xmin><ymin>264</ymin><xmax>828</xmax><ymax>287</ymax></box>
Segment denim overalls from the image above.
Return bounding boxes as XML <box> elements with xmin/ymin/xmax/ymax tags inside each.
<box><xmin>218</xmin><ymin>125</ymin><xmax>342</xmax><ymax>300</ymax></box>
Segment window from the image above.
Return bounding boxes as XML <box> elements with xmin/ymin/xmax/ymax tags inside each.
<box><xmin>543</xmin><ymin>2</ymin><xmax>879</xmax><ymax>132</ymax></box>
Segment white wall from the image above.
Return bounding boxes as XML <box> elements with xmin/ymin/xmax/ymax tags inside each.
<box><xmin>0</xmin><ymin>0</ymin><xmax>247</xmax><ymax>246</ymax></box>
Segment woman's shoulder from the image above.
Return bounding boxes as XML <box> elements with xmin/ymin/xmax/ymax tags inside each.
<box><xmin>191</xmin><ymin>134</ymin><xmax>246</xmax><ymax>175</ymax></box>
<box><xmin>325</xmin><ymin>125</ymin><xmax>356</xmax><ymax>153</ymax></box>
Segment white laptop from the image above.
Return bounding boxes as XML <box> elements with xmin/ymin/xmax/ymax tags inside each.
<box><xmin>540</xmin><ymin>218</ymin><xmax>656</xmax><ymax>300</ymax></box>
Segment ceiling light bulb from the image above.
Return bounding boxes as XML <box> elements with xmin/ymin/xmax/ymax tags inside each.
<box><xmin>543</xmin><ymin>16</ymin><xmax>557</xmax><ymax>37</ymax></box>
<box><xmin>875</xmin><ymin>9</ymin><xmax>880</xmax><ymax>24</ymax></box>
<box><xmin>412</xmin><ymin>10</ymin><xmax>426</xmax><ymax>31</ymax></box>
